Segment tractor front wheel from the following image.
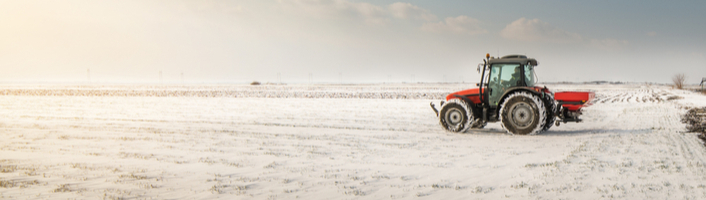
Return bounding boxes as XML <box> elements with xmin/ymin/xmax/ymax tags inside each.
<box><xmin>499</xmin><ymin>92</ymin><xmax>547</xmax><ymax>135</ymax></box>
<box><xmin>439</xmin><ymin>99</ymin><xmax>473</xmax><ymax>133</ymax></box>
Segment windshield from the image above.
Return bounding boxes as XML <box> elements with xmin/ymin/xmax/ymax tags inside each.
<box><xmin>524</xmin><ymin>64</ymin><xmax>536</xmax><ymax>87</ymax></box>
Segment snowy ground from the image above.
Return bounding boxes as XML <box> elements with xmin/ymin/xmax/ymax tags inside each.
<box><xmin>1</xmin><ymin>83</ymin><xmax>706</xmax><ymax>199</ymax></box>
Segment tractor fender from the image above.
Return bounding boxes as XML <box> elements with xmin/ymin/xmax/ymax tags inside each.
<box><xmin>452</xmin><ymin>95</ymin><xmax>481</xmax><ymax>118</ymax></box>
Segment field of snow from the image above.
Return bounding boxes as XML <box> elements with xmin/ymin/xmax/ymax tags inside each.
<box><xmin>1</xmin><ymin>83</ymin><xmax>706</xmax><ymax>199</ymax></box>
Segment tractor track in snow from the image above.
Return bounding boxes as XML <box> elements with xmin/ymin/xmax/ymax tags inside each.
<box><xmin>591</xmin><ymin>88</ymin><xmax>671</xmax><ymax>105</ymax></box>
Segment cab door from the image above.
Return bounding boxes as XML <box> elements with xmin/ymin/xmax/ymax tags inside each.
<box><xmin>487</xmin><ymin>64</ymin><xmax>521</xmax><ymax>107</ymax></box>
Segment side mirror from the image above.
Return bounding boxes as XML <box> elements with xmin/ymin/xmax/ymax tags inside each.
<box><xmin>477</xmin><ymin>63</ymin><xmax>484</xmax><ymax>73</ymax></box>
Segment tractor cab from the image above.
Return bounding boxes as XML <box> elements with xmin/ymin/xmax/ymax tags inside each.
<box><xmin>484</xmin><ymin>55</ymin><xmax>538</xmax><ymax>107</ymax></box>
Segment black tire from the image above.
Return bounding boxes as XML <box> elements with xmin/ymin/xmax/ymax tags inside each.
<box><xmin>542</xmin><ymin>96</ymin><xmax>556</xmax><ymax>132</ymax></box>
<box><xmin>499</xmin><ymin>92</ymin><xmax>547</xmax><ymax>135</ymax></box>
<box><xmin>439</xmin><ymin>99</ymin><xmax>473</xmax><ymax>133</ymax></box>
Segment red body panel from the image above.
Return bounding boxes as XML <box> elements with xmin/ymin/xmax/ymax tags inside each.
<box><xmin>445</xmin><ymin>87</ymin><xmax>548</xmax><ymax>104</ymax></box>
<box><xmin>554</xmin><ymin>91</ymin><xmax>595</xmax><ymax>111</ymax></box>
<box><xmin>445</xmin><ymin>87</ymin><xmax>594</xmax><ymax>112</ymax></box>
<box><xmin>445</xmin><ymin>88</ymin><xmax>483</xmax><ymax>104</ymax></box>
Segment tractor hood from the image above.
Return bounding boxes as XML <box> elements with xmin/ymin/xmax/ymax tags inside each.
<box><xmin>445</xmin><ymin>88</ymin><xmax>485</xmax><ymax>103</ymax></box>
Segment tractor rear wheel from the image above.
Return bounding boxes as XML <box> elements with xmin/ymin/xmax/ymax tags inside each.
<box><xmin>542</xmin><ymin>97</ymin><xmax>556</xmax><ymax>132</ymax></box>
<box><xmin>439</xmin><ymin>99</ymin><xmax>473</xmax><ymax>133</ymax></box>
<box><xmin>499</xmin><ymin>92</ymin><xmax>547</xmax><ymax>135</ymax></box>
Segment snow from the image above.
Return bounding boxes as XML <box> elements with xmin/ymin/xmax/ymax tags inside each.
<box><xmin>1</xmin><ymin>83</ymin><xmax>705</xmax><ymax>199</ymax></box>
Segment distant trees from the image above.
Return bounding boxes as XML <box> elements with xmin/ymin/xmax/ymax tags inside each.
<box><xmin>673</xmin><ymin>73</ymin><xmax>686</xmax><ymax>89</ymax></box>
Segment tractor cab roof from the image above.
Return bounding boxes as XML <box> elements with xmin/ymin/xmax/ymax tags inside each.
<box><xmin>488</xmin><ymin>55</ymin><xmax>538</xmax><ymax>66</ymax></box>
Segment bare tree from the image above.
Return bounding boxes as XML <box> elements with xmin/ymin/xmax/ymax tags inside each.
<box><xmin>673</xmin><ymin>73</ymin><xmax>686</xmax><ymax>89</ymax></box>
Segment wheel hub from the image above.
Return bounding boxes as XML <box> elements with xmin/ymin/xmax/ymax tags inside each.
<box><xmin>446</xmin><ymin>108</ymin><xmax>463</xmax><ymax>124</ymax></box>
<box><xmin>510</xmin><ymin>102</ymin><xmax>534</xmax><ymax>129</ymax></box>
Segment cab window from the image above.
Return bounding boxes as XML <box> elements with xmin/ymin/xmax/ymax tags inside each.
<box><xmin>489</xmin><ymin>64</ymin><xmax>521</xmax><ymax>87</ymax></box>
<box><xmin>524</xmin><ymin>65</ymin><xmax>535</xmax><ymax>87</ymax></box>
<box><xmin>487</xmin><ymin>63</ymin><xmax>521</xmax><ymax>106</ymax></box>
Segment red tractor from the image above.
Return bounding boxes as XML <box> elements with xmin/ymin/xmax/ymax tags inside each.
<box><xmin>431</xmin><ymin>54</ymin><xmax>594</xmax><ymax>135</ymax></box>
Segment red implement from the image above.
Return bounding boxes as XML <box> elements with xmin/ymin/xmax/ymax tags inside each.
<box><xmin>554</xmin><ymin>91</ymin><xmax>595</xmax><ymax>111</ymax></box>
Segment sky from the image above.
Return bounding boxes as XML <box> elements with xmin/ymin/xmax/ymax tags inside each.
<box><xmin>1</xmin><ymin>0</ymin><xmax>705</xmax><ymax>84</ymax></box>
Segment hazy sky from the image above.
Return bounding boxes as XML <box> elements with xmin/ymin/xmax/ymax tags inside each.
<box><xmin>1</xmin><ymin>0</ymin><xmax>705</xmax><ymax>84</ymax></box>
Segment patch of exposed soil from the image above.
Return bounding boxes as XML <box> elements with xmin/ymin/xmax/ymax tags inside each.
<box><xmin>682</xmin><ymin>107</ymin><xmax>706</xmax><ymax>145</ymax></box>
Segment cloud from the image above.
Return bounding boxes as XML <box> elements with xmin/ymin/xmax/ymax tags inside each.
<box><xmin>647</xmin><ymin>31</ymin><xmax>658</xmax><ymax>37</ymax></box>
<box><xmin>278</xmin><ymin>0</ymin><xmax>388</xmax><ymax>25</ymax></box>
<box><xmin>278</xmin><ymin>0</ymin><xmax>441</xmax><ymax>25</ymax></box>
<box><xmin>277</xmin><ymin>0</ymin><xmax>484</xmax><ymax>37</ymax></box>
<box><xmin>173</xmin><ymin>1</ymin><xmax>246</xmax><ymax>15</ymax></box>
<box><xmin>388</xmin><ymin>2</ymin><xmax>436</xmax><ymax>21</ymax></box>
<box><xmin>500</xmin><ymin>18</ymin><xmax>582</xmax><ymax>43</ymax></box>
<box><xmin>421</xmin><ymin>16</ymin><xmax>486</xmax><ymax>35</ymax></box>
<box><xmin>590</xmin><ymin>39</ymin><xmax>629</xmax><ymax>51</ymax></box>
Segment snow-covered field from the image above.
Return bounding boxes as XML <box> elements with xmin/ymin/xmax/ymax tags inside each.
<box><xmin>1</xmin><ymin>83</ymin><xmax>706</xmax><ymax>199</ymax></box>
